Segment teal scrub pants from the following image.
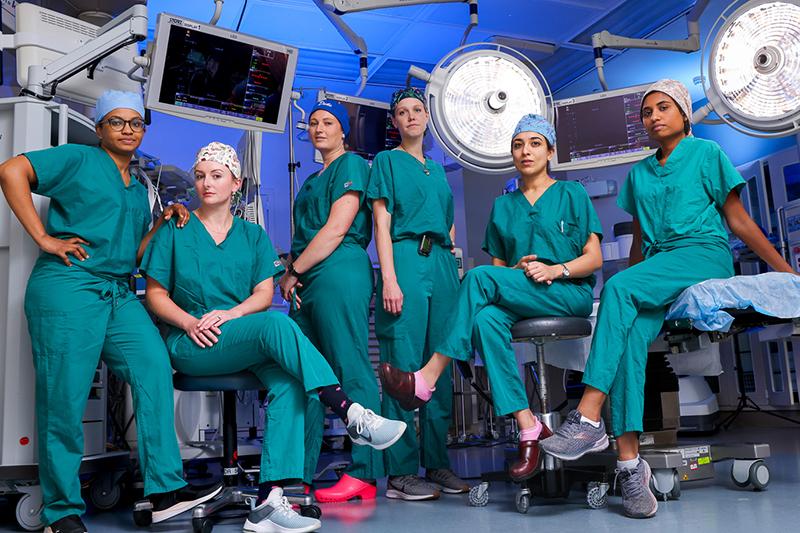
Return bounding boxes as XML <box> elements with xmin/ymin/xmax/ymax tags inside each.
<box><xmin>24</xmin><ymin>263</ymin><xmax>186</xmax><ymax>526</ymax></box>
<box><xmin>582</xmin><ymin>244</ymin><xmax>734</xmax><ymax>436</ymax></box>
<box><xmin>291</xmin><ymin>244</ymin><xmax>384</xmax><ymax>480</ymax></box>
<box><xmin>168</xmin><ymin>310</ymin><xmax>339</xmax><ymax>484</ymax></box>
<box><xmin>375</xmin><ymin>239</ymin><xmax>459</xmax><ymax>476</ymax></box>
<box><xmin>436</xmin><ymin>265</ymin><xmax>594</xmax><ymax>416</ymax></box>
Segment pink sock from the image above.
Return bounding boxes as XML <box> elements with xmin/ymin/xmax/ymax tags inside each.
<box><xmin>413</xmin><ymin>371</ymin><xmax>435</xmax><ymax>401</ymax></box>
<box><xmin>519</xmin><ymin>418</ymin><xmax>542</xmax><ymax>442</ymax></box>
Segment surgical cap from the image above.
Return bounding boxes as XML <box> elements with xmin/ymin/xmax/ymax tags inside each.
<box><xmin>390</xmin><ymin>87</ymin><xmax>426</xmax><ymax>115</ymax></box>
<box><xmin>309</xmin><ymin>99</ymin><xmax>351</xmax><ymax>136</ymax></box>
<box><xmin>640</xmin><ymin>79</ymin><xmax>693</xmax><ymax>132</ymax></box>
<box><xmin>512</xmin><ymin>113</ymin><xmax>556</xmax><ymax>147</ymax></box>
<box><xmin>95</xmin><ymin>90</ymin><xmax>145</xmax><ymax>124</ymax></box>
<box><xmin>192</xmin><ymin>142</ymin><xmax>241</xmax><ymax>180</ymax></box>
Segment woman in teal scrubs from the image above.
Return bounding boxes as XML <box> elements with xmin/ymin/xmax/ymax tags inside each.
<box><xmin>379</xmin><ymin>114</ymin><xmax>603</xmax><ymax>482</ymax></box>
<box><xmin>368</xmin><ymin>87</ymin><xmax>469</xmax><ymax>500</ymax></box>
<box><xmin>0</xmin><ymin>91</ymin><xmax>221</xmax><ymax>533</ymax></box>
<box><xmin>142</xmin><ymin>142</ymin><xmax>406</xmax><ymax>533</ymax></box>
<box><xmin>540</xmin><ymin>79</ymin><xmax>798</xmax><ymax>519</ymax></box>
<box><xmin>278</xmin><ymin>100</ymin><xmax>384</xmax><ymax>503</ymax></box>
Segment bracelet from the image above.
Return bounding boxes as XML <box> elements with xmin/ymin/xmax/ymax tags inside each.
<box><xmin>288</xmin><ymin>264</ymin><xmax>304</xmax><ymax>277</ymax></box>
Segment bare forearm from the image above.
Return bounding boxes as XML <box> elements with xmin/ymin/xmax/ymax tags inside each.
<box><xmin>146</xmin><ymin>290</ymin><xmax>197</xmax><ymax>330</ymax></box>
<box><xmin>563</xmin><ymin>252</ymin><xmax>602</xmax><ymax>279</ymax></box>
<box><xmin>375</xmin><ymin>226</ymin><xmax>397</xmax><ymax>282</ymax></box>
<box><xmin>137</xmin><ymin>217</ymin><xmax>165</xmax><ymax>265</ymax></box>
<box><xmin>291</xmin><ymin>225</ymin><xmax>345</xmax><ymax>274</ymax></box>
<box><xmin>733</xmin><ymin>218</ymin><xmax>795</xmax><ymax>273</ymax></box>
<box><xmin>229</xmin><ymin>287</ymin><xmax>273</xmax><ymax>317</ymax></box>
<box><xmin>0</xmin><ymin>167</ymin><xmax>48</xmax><ymax>246</ymax></box>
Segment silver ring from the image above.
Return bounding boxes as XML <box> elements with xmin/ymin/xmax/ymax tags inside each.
<box><xmin>216</xmin><ymin>315</ymin><xmax>222</xmax><ymax>321</ymax></box>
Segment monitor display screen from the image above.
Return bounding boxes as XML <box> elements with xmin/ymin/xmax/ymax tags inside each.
<box><xmin>552</xmin><ymin>84</ymin><xmax>659</xmax><ymax>171</ymax></box>
<box><xmin>314</xmin><ymin>91</ymin><xmax>400</xmax><ymax>162</ymax></box>
<box><xmin>784</xmin><ymin>162</ymin><xmax>800</xmax><ymax>204</ymax></box>
<box><xmin>146</xmin><ymin>14</ymin><xmax>297</xmax><ymax>133</ymax></box>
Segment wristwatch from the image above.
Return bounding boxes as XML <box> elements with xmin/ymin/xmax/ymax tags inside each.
<box><xmin>560</xmin><ymin>263</ymin><xmax>571</xmax><ymax>279</ymax></box>
<box><xmin>288</xmin><ymin>264</ymin><xmax>304</xmax><ymax>277</ymax></box>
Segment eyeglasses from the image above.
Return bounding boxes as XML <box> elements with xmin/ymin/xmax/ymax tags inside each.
<box><xmin>100</xmin><ymin>116</ymin><xmax>146</xmax><ymax>132</ymax></box>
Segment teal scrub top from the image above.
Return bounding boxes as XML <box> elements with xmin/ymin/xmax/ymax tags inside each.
<box><xmin>618</xmin><ymin>136</ymin><xmax>745</xmax><ymax>257</ymax></box>
<box><xmin>140</xmin><ymin>215</ymin><xmax>284</xmax><ymax>349</ymax></box>
<box><xmin>291</xmin><ymin>152</ymin><xmax>371</xmax><ymax>257</ymax></box>
<box><xmin>483</xmin><ymin>180</ymin><xmax>603</xmax><ymax>288</ymax></box>
<box><xmin>367</xmin><ymin>150</ymin><xmax>454</xmax><ymax>246</ymax></box>
<box><xmin>23</xmin><ymin>144</ymin><xmax>151</xmax><ymax>279</ymax></box>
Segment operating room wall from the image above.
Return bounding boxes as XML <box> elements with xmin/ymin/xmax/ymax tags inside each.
<box><xmin>554</xmin><ymin>0</ymin><xmax>798</xmax><ymax>166</ymax></box>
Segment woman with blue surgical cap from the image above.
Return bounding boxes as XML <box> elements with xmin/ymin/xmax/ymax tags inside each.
<box><xmin>142</xmin><ymin>141</ymin><xmax>406</xmax><ymax>533</ymax></box>
<box><xmin>539</xmin><ymin>79</ymin><xmax>797</xmax><ymax>519</ymax></box>
<box><xmin>278</xmin><ymin>100</ymin><xmax>385</xmax><ymax>503</ymax></box>
<box><xmin>0</xmin><ymin>90</ymin><xmax>222</xmax><ymax>533</ymax></box>
<box><xmin>367</xmin><ymin>87</ymin><xmax>469</xmax><ymax>501</ymax></box>
<box><xmin>380</xmin><ymin>113</ymin><xmax>603</xmax><ymax>482</ymax></box>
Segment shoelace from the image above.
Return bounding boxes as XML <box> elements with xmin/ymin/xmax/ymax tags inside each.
<box><xmin>274</xmin><ymin>495</ymin><xmax>297</xmax><ymax>518</ymax></box>
<box><xmin>355</xmin><ymin>408</ymin><xmax>382</xmax><ymax>435</ymax></box>
<box><xmin>613</xmin><ymin>468</ymin><xmax>645</xmax><ymax>500</ymax></box>
<box><xmin>553</xmin><ymin>414</ymin><xmax>581</xmax><ymax>439</ymax></box>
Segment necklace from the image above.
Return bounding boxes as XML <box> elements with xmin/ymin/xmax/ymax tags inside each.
<box><xmin>397</xmin><ymin>145</ymin><xmax>430</xmax><ymax>175</ymax></box>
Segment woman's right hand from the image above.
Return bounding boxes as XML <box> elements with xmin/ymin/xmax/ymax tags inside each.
<box><xmin>183</xmin><ymin>317</ymin><xmax>220</xmax><ymax>348</ymax></box>
<box><xmin>39</xmin><ymin>235</ymin><xmax>89</xmax><ymax>266</ymax></box>
<box><xmin>382</xmin><ymin>278</ymin><xmax>404</xmax><ymax>315</ymax></box>
<box><xmin>512</xmin><ymin>254</ymin><xmax>537</xmax><ymax>270</ymax></box>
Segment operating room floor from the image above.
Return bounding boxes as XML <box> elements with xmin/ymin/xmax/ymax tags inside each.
<box><xmin>2</xmin><ymin>424</ymin><xmax>798</xmax><ymax>533</ymax></box>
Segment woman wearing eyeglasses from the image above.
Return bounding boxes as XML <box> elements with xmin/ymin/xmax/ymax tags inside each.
<box><xmin>0</xmin><ymin>91</ymin><xmax>222</xmax><ymax>533</ymax></box>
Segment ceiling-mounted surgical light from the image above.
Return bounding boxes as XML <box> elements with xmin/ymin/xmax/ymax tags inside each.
<box><xmin>409</xmin><ymin>43</ymin><xmax>552</xmax><ymax>175</ymax></box>
<box><xmin>695</xmin><ymin>0</ymin><xmax>800</xmax><ymax>137</ymax></box>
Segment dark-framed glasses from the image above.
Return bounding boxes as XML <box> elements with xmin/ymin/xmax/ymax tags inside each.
<box><xmin>101</xmin><ymin>116</ymin><xmax>146</xmax><ymax>132</ymax></box>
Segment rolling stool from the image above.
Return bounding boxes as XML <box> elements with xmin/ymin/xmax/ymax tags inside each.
<box><xmin>133</xmin><ymin>371</ymin><xmax>320</xmax><ymax>532</ymax></box>
<box><xmin>468</xmin><ymin>316</ymin><xmax>603</xmax><ymax>512</ymax></box>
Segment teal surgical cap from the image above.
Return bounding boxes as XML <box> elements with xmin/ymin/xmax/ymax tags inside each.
<box><xmin>512</xmin><ymin>113</ymin><xmax>555</xmax><ymax>147</ymax></box>
<box><xmin>95</xmin><ymin>90</ymin><xmax>145</xmax><ymax>124</ymax></box>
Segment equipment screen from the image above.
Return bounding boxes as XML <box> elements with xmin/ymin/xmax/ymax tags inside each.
<box><xmin>157</xmin><ymin>27</ymin><xmax>289</xmax><ymax>125</ymax></box>
<box><xmin>784</xmin><ymin>163</ymin><xmax>800</xmax><ymax>203</ymax></box>
<box><xmin>552</xmin><ymin>85</ymin><xmax>659</xmax><ymax>170</ymax></box>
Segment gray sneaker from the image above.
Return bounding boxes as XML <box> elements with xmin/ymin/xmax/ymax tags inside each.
<box><xmin>615</xmin><ymin>458</ymin><xmax>658</xmax><ymax>518</ymax></box>
<box><xmin>426</xmin><ymin>468</ymin><xmax>470</xmax><ymax>494</ymax></box>
<box><xmin>243</xmin><ymin>487</ymin><xmax>321</xmax><ymax>532</ymax></box>
<box><xmin>346</xmin><ymin>403</ymin><xmax>407</xmax><ymax>450</ymax></box>
<box><xmin>386</xmin><ymin>475</ymin><xmax>441</xmax><ymax>501</ymax></box>
<box><xmin>539</xmin><ymin>410</ymin><xmax>609</xmax><ymax>461</ymax></box>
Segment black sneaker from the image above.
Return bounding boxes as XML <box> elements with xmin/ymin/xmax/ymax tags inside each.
<box><xmin>44</xmin><ymin>514</ymin><xmax>87</xmax><ymax>533</ymax></box>
<box><xmin>149</xmin><ymin>482</ymin><xmax>223</xmax><ymax>523</ymax></box>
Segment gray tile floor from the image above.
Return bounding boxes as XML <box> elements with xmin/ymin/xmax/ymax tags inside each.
<box><xmin>2</xmin><ymin>425</ymin><xmax>798</xmax><ymax>532</ymax></box>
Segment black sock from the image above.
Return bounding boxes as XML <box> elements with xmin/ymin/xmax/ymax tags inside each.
<box><xmin>258</xmin><ymin>479</ymin><xmax>293</xmax><ymax>503</ymax></box>
<box><xmin>317</xmin><ymin>385</ymin><xmax>354</xmax><ymax>422</ymax></box>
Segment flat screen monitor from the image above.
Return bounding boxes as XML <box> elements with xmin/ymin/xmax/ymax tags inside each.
<box><xmin>552</xmin><ymin>83</ymin><xmax>659</xmax><ymax>171</ymax></box>
<box><xmin>783</xmin><ymin>163</ymin><xmax>800</xmax><ymax>204</ymax></box>
<box><xmin>313</xmin><ymin>91</ymin><xmax>400</xmax><ymax>162</ymax></box>
<box><xmin>146</xmin><ymin>13</ymin><xmax>298</xmax><ymax>133</ymax></box>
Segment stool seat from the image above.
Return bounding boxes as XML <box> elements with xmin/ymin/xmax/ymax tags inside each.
<box><xmin>511</xmin><ymin>316</ymin><xmax>592</xmax><ymax>342</ymax></box>
<box><xmin>173</xmin><ymin>371</ymin><xmax>263</xmax><ymax>392</ymax></box>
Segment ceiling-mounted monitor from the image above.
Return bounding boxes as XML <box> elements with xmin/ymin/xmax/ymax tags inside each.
<box><xmin>145</xmin><ymin>13</ymin><xmax>298</xmax><ymax>133</ymax></box>
<box><xmin>313</xmin><ymin>90</ymin><xmax>399</xmax><ymax>163</ymax></box>
<box><xmin>552</xmin><ymin>83</ymin><xmax>659</xmax><ymax>171</ymax></box>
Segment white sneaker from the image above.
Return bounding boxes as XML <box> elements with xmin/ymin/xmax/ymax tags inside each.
<box><xmin>346</xmin><ymin>403</ymin><xmax>407</xmax><ymax>450</ymax></box>
<box><xmin>242</xmin><ymin>487</ymin><xmax>321</xmax><ymax>533</ymax></box>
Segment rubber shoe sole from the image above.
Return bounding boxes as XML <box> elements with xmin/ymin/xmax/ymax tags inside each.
<box><xmin>351</xmin><ymin>421</ymin><xmax>407</xmax><ymax>451</ymax></box>
<box><xmin>385</xmin><ymin>488</ymin><xmax>440</xmax><ymax>501</ymax></box>
<box><xmin>152</xmin><ymin>484</ymin><xmax>223</xmax><ymax>524</ymax></box>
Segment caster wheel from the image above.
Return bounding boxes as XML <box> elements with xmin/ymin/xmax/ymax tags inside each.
<box><xmin>15</xmin><ymin>493</ymin><xmax>44</xmax><ymax>531</ymax></box>
<box><xmin>90</xmin><ymin>479</ymin><xmax>122</xmax><ymax>510</ymax></box>
<box><xmin>192</xmin><ymin>517</ymin><xmax>214</xmax><ymax>533</ymax></box>
<box><xmin>300</xmin><ymin>504</ymin><xmax>322</xmax><ymax>519</ymax></box>
<box><xmin>515</xmin><ymin>492</ymin><xmax>530</xmax><ymax>514</ymax></box>
<box><xmin>586</xmin><ymin>482</ymin><xmax>608</xmax><ymax>509</ymax></box>
<box><xmin>133</xmin><ymin>508</ymin><xmax>153</xmax><ymax>527</ymax></box>
<box><xmin>669</xmin><ymin>471</ymin><xmax>681</xmax><ymax>500</ymax></box>
<box><xmin>648</xmin><ymin>479</ymin><xmax>669</xmax><ymax>502</ymax></box>
<box><xmin>468</xmin><ymin>483</ymin><xmax>489</xmax><ymax>507</ymax></box>
<box><xmin>749</xmin><ymin>461</ymin><xmax>770</xmax><ymax>491</ymax></box>
<box><xmin>650</xmin><ymin>468</ymin><xmax>678</xmax><ymax>501</ymax></box>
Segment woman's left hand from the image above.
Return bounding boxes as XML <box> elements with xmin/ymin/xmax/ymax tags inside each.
<box><xmin>162</xmin><ymin>204</ymin><xmax>190</xmax><ymax>228</ymax></box>
<box><xmin>279</xmin><ymin>273</ymin><xmax>303</xmax><ymax>308</ymax></box>
<box><xmin>197</xmin><ymin>309</ymin><xmax>241</xmax><ymax>331</ymax></box>
<box><xmin>524</xmin><ymin>261</ymin><xmax>561</xmax><ymax>285</ymax></box>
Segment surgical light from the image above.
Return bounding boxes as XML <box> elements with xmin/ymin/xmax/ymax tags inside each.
<box><xmin>697</xmin><ymin>0</ymin><xmax>800</xmax><ymax>136</ymax></box>
<box><xmin>409</xmin><ymin>43</ymin><xmax>552</xmax><ymax>175</ymax></box>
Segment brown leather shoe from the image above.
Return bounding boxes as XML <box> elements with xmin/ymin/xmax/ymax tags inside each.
<box><xmin>509</xmin><ymin>423</ymin><xmax>553</xmax><ymax>482</ymax></box>
<box><xmin>378</xmin><ymin>363</ymin><xmax>428</xmax><ymax>411</ymax></box>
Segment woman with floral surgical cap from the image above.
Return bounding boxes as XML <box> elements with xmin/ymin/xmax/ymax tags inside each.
<box><xmin>379</xmin><ymin>113</ymin><xmax>603</xmax><ymax>486</ymax></box>
<box><xmin>141</xmin><ymin>141</ymin><xmax>406</xmax><ymax>533</ymax></box>
<box><xmin>540</xmin><ymin>79</ymin><xmax>797</xmax><ymax>519</ymax></box>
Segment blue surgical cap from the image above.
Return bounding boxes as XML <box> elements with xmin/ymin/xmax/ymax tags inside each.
<box><xmin>512</xmin><ymin>113</ymin><xmax>556</xmax><ymax>147</ymax></box>
<box><xmin>95</xmin><ymin>90</ymin><xmax>145</xmax><ymax>124</ymax></box>
<box><xmin>309</xmin><ymin>99</ymin><xmax>350</xmax><ymax>137</ymax></box>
